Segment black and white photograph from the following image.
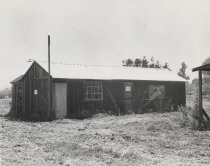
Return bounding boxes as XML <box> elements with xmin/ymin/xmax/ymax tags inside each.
<box><xmin>0</xmin><ymin>0</ymin><xmax>210</xmax><ymax>165</ymax></box>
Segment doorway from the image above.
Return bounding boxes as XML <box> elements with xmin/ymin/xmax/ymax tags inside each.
<box><xmin>54</xmin><ymin>83</ymin><xmax>67</xmax><ymax>119</ymax></box>
<box><xmin>124</xmin><ymin>82</ymin><xmax>133</xmax><ymax>113</ymax></box>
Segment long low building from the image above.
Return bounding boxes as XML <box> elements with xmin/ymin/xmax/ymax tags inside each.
<box><xmin>10</xmin><ymin>61</ymin><xmax>186</xmax><ymax>120</ymax></box>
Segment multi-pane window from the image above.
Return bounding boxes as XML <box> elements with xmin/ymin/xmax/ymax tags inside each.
<box><xmin>84</xmin><ymin>81</ymin><xmax>103</xmax><ymax>101</ymax></box>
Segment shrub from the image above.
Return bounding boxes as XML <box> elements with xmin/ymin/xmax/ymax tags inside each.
<box><xmin>177</xmin><ymin>106</ymin><xmax>195</xmax><ymax>129</ymax></box>
<box><xmin>177</xmin><ymin>89</ymin><xmax>206</xmax><ymax>130</ymax></box>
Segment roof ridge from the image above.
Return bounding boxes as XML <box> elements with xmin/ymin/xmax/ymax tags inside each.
<box><xmin>36</xmin><ymin>60</ymin><xmax>169</xmax><ymax>70</ymax></box>
<box><xmin>51</xmin><ymin>62</ymin><xmax>169</xmax><ymax>70</ymax></box>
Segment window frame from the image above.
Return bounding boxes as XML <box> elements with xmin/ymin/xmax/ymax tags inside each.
<box><xmin>84</xmin><ymin>81</ymin><xmax>103</xmax><ymax>101</ymax></box>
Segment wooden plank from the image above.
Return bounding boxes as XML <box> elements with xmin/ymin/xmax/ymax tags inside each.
<box><xmin>27</xmin><ymin>75</ymin><xmax>30</xmax><ymax>117</ymax></box>
<box><xmin>22</xmin><ymin>80</ymin><xmax>25</xmax><ymax>114</ymax></box>
<box><xmin>25</xmin><ymin>76</ymin><xmax>30</xmax><ymax>116</ymax></box>
<box><xmin>31</xmin><ymin>69</ymin><xmax>34</xmax><ymax>116</ymax></box>
<box><xmin>104</xmin><ymin>85</ymin><xmax>119</xmax><ymax>113</ymax></box>
<box><xmin>33</xmin><ymin>63</ymin><xmax>37</xmax><ymax>118</ymax></box>
<box><xmin>202</xmin><ymin>108</ymin><xmax>210</xmax><ymax>120</ymax></box>
<box><xmin>199</xmin><ymin>70</ymin><xmax>203</xmax><ymax>120</ymax></box>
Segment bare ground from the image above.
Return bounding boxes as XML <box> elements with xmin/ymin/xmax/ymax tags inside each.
<box><xmin>1</xmin><ymin>99</ymin><xmax>210</xmax><ymax>166</ymax></box>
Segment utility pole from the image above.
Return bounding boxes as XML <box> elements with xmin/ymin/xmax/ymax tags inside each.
<box><xmin>198</xmin><ymin>70</ymin><xmax>203</xmax><ymax>128</ymax></box>
<box><xmin>48</xmin><ymin>35</ymin><xmax>51</xmax><ymax>74</ymax></box>
<box><xmin>48</xmin><ymin>35</ymin><xmax>52</xmax><ymax>120</ymax></box>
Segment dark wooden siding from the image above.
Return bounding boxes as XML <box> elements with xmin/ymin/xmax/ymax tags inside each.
<box><xmin>103</xmin><ymin>81</ymin><xmax>124</xmax><ymax>114</ymax></box>
<box><xmin>11</xmin><ymin>81</ymin><xmax>23</xmax><ymax>115</ymax></box>
<box><xmin>67</xmin><ymin>80</ymin><xmax>84</xmax><ymax>117</ymax></box>
<box><xmin>11</xmin><ymin>62</ymin><xmax>186</xmax><ymax>120</ymax></box>
<box><xmin>132</xmin><ymin>81</ymin><xmax>186</xmax><ymax>112</ymax></box>
<box><xmin>61</xmin><ymin>79</ymin><xmax>186</xmax><ymax>117</ymax></box>
<box><xmin>16</xmin><ymin>62</ymin><xmax>51</xmax><ymax>120</ymax></box>
<box><xmin>64</xmin><ymin>80</ymin><xmax>125</xmax><ymax>117</ymax></box>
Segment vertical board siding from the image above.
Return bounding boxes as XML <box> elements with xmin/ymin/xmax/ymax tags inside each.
<box><xmin>11</xmin><ymin>62</ymin><xmax>186</xmax><ymax>120</ymax></box>
<box><xmin>65</xmin><ymin>79</ymin><xmax>186</xmax><ymax>117</ymax></box>
<box><xmin>67</xmin><ymin>80</ymin><xmax>124</xmax><ymax>117</ymax></box>
<box><xmin>67</xmin><ymin>80</ymin><xmax>84</xmax><ymax>117</ymax></box>
<box><xmin>21</xmin><ymin>62</ymin><xmax>51</xmax><ymax>120</ymax></box>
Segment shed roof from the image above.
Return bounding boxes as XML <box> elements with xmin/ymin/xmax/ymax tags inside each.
<box><xmin>192</xmin><ymin>64</ymin><xmax>210</xmax><ymax>72</ymax></box>
<box><xmin>39</xmin><ymin>63</ymin><xmax>186</xmax><ymax>82</ymax></box>
<box><xmin>10</xmin><ymin>75</ymin><xmax>23</xmax><ymax>84</ymax></box>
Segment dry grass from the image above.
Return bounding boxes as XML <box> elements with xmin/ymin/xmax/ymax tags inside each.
<box><xmin>1</xmin><ymin>99</ymin><xmax>210</xmax><ymax>166</ymax></box>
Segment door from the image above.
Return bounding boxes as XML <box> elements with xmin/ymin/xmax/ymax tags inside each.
<box><xmin>55</xmin><ymin>83</ymin><xmax>67</xmax><ymax>119</ymax></box>
<box><xmin>124</xmin><ymin>82</ymin><xmax>133</xmax><ymax>113</ymax></box>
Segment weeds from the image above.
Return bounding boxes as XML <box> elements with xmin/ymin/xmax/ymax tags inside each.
<box><xmin>177</xmin><ymin>106</ymin><xmax>196</xmax><ymax>129</ymax></box>
<box><xmin>177</xmin><ymin>89</ymin><xmax>207</xmax><ymax>130</ymax></box>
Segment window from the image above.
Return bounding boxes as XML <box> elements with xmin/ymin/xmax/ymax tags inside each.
<box><xmin>124</xmin><ymin>82</ymin><xmax>133</xmax><ymax>99</ymax></box>
<box><xmin>125</xmin><ymin>85</ymin><xmax>132</xmax><ymax>92</ymax></box>
<box><xmin>84</xmin><ymin>81</ymin><xmax>103</xmax><ymax>101</ymax></box>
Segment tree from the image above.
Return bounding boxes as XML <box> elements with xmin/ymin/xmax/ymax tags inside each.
<box><xmin>201</xmin><ymin>57</ymin><xmax>210</xmax><ymax>95</ymax></box>
<box><xmin>142</xmin><ymin>56</ymin><xmax>149</xmax><ymax>68</ymax></box>
<box><xmin>149</xmin><ymin>57</ymin><xmax>155</xmax><ymax>68</ymax></box>
<box><xmin>134</xmin><ymin>58</ymin><xmax>142</xmax><ymax>67</ymax></box>
<box><xmin>155</xmin><ymin>60</ymin><xmax>161</xmax><ymax>68</ymax></box>
<box><xmin>202</xmin><ymin>57</ymin><xmax>210</xmax><ymax>64</ymax></box>
<box><xmin>122</xmin><ymin>56</ymin><xmax>170</xmax><ymax>70</ymax></box>
<box><xmin>192</xmin><ymin>78</ymin><xmax>198</xmax><ymax>85</ymax></box>
<box><xmin>177</xmin><ymin>62</ymin><xmax>190</xmax><ymax>80</ymax></box>
<box><xmin>122</xmin><ymin>59</ymin><xmax>133</xmax><ymax>66</ymax></box>
<box><xmin>0</xmin><ymin>87</ymin><xmax>12</xmax><ymax>99</ymax></box>
<box><xmin>163</xmin><ymin>63</ymin><xmax>168</xmax><ymax>69</ymax></box>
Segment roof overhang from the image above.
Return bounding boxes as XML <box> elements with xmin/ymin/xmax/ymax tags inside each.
<box><xmin>10</xmin><ymin>75</ymin><xmax>24</xmax><ymax>84</ymax></box>
<box><xmin>192</xmin><ymin>64</ymin><xmax>210</xmax><ymax>72</ymax></box>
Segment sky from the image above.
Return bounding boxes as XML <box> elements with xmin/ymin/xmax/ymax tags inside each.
<box><xmin>0</xmin><ymin>0</ymin><xmax>210</xmax><ymax>90</ymax></box>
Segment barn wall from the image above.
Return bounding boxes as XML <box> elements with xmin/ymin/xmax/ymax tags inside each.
<box><xmin>58</xmin><ymin>79</ymin><xmax>185</xmax><ymax>118</ymax></box>
<box><xmin>103</xmin><ymin>81</ymin><xmax>124</xmax><ymax>114</ymax></box>
<box><xmin>132</xmin><ymin>81</ymin><xmax>186</xmax><ymax>113</ymax></box>
<box><xmin>11</xmin><ymin>82</ymin><xmax>23</xmax><ymax>115</ymax></box>
<box><xmin>170</xmin><ymin>82</ymin><xmax>186</xmax><ymax>108</ymax></box>
<box><xmin>52</xmin><ymin>79</ymin><xmax>124</xmax><ymax>117</ymax></box>
<box><xmin>21</xmin><ymin>62</ymin><xmax>52</xmax><ymax>120</ymax></box>
<box><xmin>67</xmin><ymin>80</ymin><xmax>84</xmax><ymax>117</ymax></box>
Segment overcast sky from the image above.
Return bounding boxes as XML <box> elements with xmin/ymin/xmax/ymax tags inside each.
<box><xmin>0</xmin><ymin>0</ymin><xmax>210</xmax><ymax>90</ymax></box>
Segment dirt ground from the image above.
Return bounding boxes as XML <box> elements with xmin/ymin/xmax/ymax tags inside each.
<box><xmin>1</xmin><ymin>99</ymin><xmax>210</xmax><ymax>166</ymax></box>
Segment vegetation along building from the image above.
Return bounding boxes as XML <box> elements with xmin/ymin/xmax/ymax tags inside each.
<box><xmin>11</xmin><ymin>61</ymin><xmax>186</xmax><ymax>121</ymax></box>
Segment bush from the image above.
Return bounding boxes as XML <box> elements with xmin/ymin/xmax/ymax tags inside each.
<box><xmin>177</xmin><ymin>106</ymin><xmax>198</xmax><ymax>129</ymax></box>
<box><xmin>177</xmin><ymin>91</ymin><xmax>206</xmax><ymax>130</ymax></box>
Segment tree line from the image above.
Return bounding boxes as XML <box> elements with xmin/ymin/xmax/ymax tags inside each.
<box><xmin>122</xmin><ymin>56</ymin><xmax>190</xmax><ymax>80</ymax></box>
<box><xmin>0</xmin><ymin>88</ymin><xmax>12</xmax><ymax>99</ymax></box>
<box><xmin>122</xmin><ymin>56</ymin><xmax>170</xmax><ymax>70</ymax></box>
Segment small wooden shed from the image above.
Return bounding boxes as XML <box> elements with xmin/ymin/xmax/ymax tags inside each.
<box><xmin>11</xmin><ymin>61</ymin><xmax>186</xmax><ymax>120</ymax></box>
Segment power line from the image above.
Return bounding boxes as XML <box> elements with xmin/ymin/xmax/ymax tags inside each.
<box><xmin>28</xmin><ymin>58</ymin><xmax>170</xmax><ymax>70</ymax></box>
<box><xmin>27</xmin><ymin>58</ymin><xmax>123</xmax><ymax>68</ymax></box>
